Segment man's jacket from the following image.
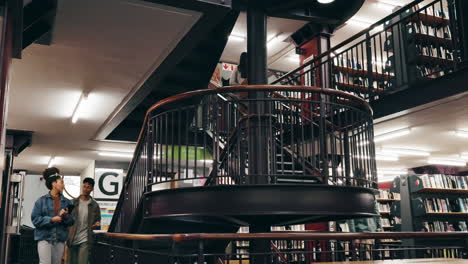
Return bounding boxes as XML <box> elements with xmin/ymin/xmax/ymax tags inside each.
<box><xmin>67</xmin><ymin>196</ymin><xmax>101</xmax><ymax>246</ymax></box>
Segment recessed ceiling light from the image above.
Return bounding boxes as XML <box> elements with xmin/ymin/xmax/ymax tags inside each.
<box><xmin>427</xmin><ymin>158</ymin><xmax>466</xmax><ymax>167</ymax></box>
<box><xmin>48</xmin><ymin>156</ymin><xmax>56</xmax><ymax>168</ymax></box>
<box><xmin>460</xmin><ymin>153</ymin><xmax>468</xmax><ymax>160</ymax></box>
<box><xmin>267</xmin><ymin>35</ymin><xmax>282</xmax><ymax>48</ymax></box>
<box><xmin>98</xmin><ymin>152</ymin><xmax>133</xmax><ymax>159</ymax></box>
<box><xmin>374</xmin><ymin>127</ymin><xmax>411</xmax><ymax>143</ymax></box>
<box><xmin>71</xmin><ymin>93</ymin><xmax>89</xmax><ymax>124</ymax></box>
<box><xmin>229</xmin><ymin>34</ymin><xmax>245</xmax><ymax>42</ymax></box>
<box><xmin>317</xmin><ymin>0</ymin><xmax>335</xmax><ymax>3</ymax></box>
<box><xmin>380</xmin><ymin>148</ymin><xmax>430</xmax><ymax>156</ymax></box>
<box><xmin>455</xmin><ymin>130</ymin><xmax>468</xmax><ymax>138</ymax></box>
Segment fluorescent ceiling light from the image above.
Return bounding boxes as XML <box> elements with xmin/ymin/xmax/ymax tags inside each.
<box><xmin>355</xmin><ymin>154</ymin><xmax>398</xmax><ymax>161</ymax></box>
<box><xmin>348</xmin><ymin>18</ymin><xmax>384</xmax><ymax>32</ymax></box>
<box><xmin>48</xmin><ymin>156</ymin><xmax>56</xmax><ymax>168</ymax></box>
<box><xmin>380</xmin><ymin>148</ymin><xmax>430</xmax><ymax>157</ymax></box>
<box><xmin>376</xmin><ymin>154</ymin><xmax>399</xmax><ymax>161</ymax></box>
<box><xmin>267</xmin><ymin>35</ymin><xmax>282</xmax><ymax>48</ymax></box>
<box><xmin>229</xmin><ymin>34</ymin><xmax>245</xmax><ymax>42</ymax></box>
<box><xmin>427</xmin><ymin>158</ymin><xmax>466</xmax><ymax>167</ymax></box>
<box><xmin>98</xmin><ymin>152</ymin><xmax>133</xmax><ymax>159</ymax></box>
<box><xmin>71</xmin><ymin>93</ymin><xmax>89</xmax><ymax>124</ymax></box>
<box><xmin>374</xmin><ymin>128</ymin><xmax>411</xmax><ymax>143</ymax></box>
<box><xmin>317</xmin><ymin>0</ymin><xmax>335</xmax><ymax>3</ymax></box>
<box><xmin>455</xmin><ymin>130</ymin><xmax>468</xmax><ymax>138</ymax></box>
<box><xmin>460</xmin><ymin>153</ymin><xmax>468</xmax><ymax>160</ymax></box>
<box><xmin>287</xmin><ymin>55</ymin><xmax>301</xmax><ymax>63</ymax></box>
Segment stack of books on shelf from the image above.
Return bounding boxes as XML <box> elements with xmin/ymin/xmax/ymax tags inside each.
<box><xmin>378</xmin><ymin>203</ymin><xmax>391</xmax><ymax>212</ymax></box>
<box><xmin>418</xmin><ymin>174</ymin><xmax>468</xmax><ymax>189</ymax></box>
<box><xmin>377</xmin><ymin>189</ymin><xmax>401</xmax><ymax>200</ymax></box>
<box><xmin>422</xmin><ymin>197</ymin><xmax>468</xmax><ymax>213</ymax></box>
<box><xmin>381</xmin><ymin>218</ymin><xmax>391</xmax><ymax>227</ymax></box>
<box><xmin>271</xmin><ymin>224</ymin><xmax>305</xmax><ymax>232</ymax></box>
<box><xmin>421</xmin><ymin>221</ymin><xmax>468</xmax><ymax>232</ymax></box>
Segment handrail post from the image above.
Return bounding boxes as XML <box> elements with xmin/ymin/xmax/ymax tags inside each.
<box><xmin>146</xmin><ymin>120</ymin><xmax>154</xmax><ymax>192</ymax></box>
<box><xmin>451</xmin><ymin>0</ymin><xmax>467</xmax><ymax>67</ymax></box>
<box><xmin>198</xmin><ymin>240</ymin><xmax>205</xmax><ymax>264</ymax></box>
<box><xmin>365</xmin><ymin>32</ymin><xmax>374</xmax><ymax>101</ymax></box>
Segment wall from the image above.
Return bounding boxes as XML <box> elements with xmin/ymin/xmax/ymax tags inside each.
<box><xmin>80</xmin><ymin>160</ymin><xmax>95</xmax><ymax>182</ymax></box>
<box><xmin>21</xmin><ymin>174</ymin><xmax>48</xmax><ymax>227</ymax></box>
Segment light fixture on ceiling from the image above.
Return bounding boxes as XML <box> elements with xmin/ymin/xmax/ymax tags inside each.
<box><xmin>228</xmin><ymin>34</ymin><xmax>245</xmax><ymax>42</ymax></box>
<box><xmin>267</xmin><ymin>35</ymin><xmax>282</xmax><ymax>48</ymax></box>
<box><xmin>427</xmin><ymin>158</ymin><xmax>467</xmax><ymax>167</ymax></box>
<box><xmin>376</xmin><ymin>0</ymin><xmax>399</xmax><ymax>11</ymax></box>
<box><xmin>48</xmin><ymin>156</ymin><xmax>56</xmax><ymax>168</ymax></box>
<box><xmin>347</xmin><ymin>18</ymin><xmax>384</xmax><ymax>31</ymax></box>
<box><xmin>287</xmin><ymin>55</ymin><xmax>301</xmax><ymax>63</ymax></box>
<box><xmin>355</xmin><ymin>154</ymin><xmax>398</xmax><ymax>161</ymax></box>
<box><xmin>380</xmin><ymin>148</ymin><xmax>430</xmax><ymax>156</ymax></box>
<box><xmin>98</xmin><ymin>151</ymin><xmax>133</xmax><ymax>159</ymax></box>
<box><xmin>376</xmin><ymin>154</ymin><xmax>399</xmax><ymax>161</ymax></box>
<box><xmin>317</xmin><ymin>0</ymin><xmax>335</xmax><ymax>3</ymax></box>
<box><xmin>455</xmin><ymin>130</ymin><xmax>468</xmax><ymax>138</ymax></box>
<box><xmin>460</xmin><ymin>153</ymin><xmax>468</xmax><ymax>160</ymax></box>
<box><xmin>71</xmin><ymin>93</ymin><xmax>89</xmax><ymax>124</ymax></box>
<box><xmin>374</xmin><ymin>127</ymin><xmax>411</xmax><ymax>143</ymax></box>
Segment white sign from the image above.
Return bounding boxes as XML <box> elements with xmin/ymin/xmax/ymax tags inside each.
<box><xmin>94</xmin><ymin>169</ymin><xmax>124</xmax><ymax>199</ymax></box>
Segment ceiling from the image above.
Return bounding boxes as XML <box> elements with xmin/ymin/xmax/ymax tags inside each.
<box><xmin>8</xmin><ymin>0</ymin><xmax>457</xmax><ymax>177</ymax></box>
<box><xmin>374</xmin><ymin>92</ymin><xmax>468</xmax><ymax>178</ymax></box>
<box><xmin>9</xmin><ymin>0</ymin><xmax>201</xmax><ymax>174</ymax></box>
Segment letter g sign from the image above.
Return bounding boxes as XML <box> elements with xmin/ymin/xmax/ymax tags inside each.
<box><xmin>98</xmin><ymin>172</ymin><xmax>119</xmax><ymax>196</ymax></box>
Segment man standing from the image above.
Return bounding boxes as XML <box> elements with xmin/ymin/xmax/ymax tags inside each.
<box><xmin>67</xmin><ymin>178</ymin><xmax>101</xmax><ymax>264</ymax></box>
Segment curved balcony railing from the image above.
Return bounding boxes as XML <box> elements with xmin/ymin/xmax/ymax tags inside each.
<box><xmin>109</xmin><ymin>85</ymin><xmax>377</xmax><ymax>233</ymax></box>
<box><xmin>273</xmin><ymin>0</ymin><xmax>466</xmax><ymax>101</ymax></box>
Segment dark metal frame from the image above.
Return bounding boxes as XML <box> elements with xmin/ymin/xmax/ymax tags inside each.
<box><xmin>109</xmin><ymin>85</ymin><xmax>377</xmax><ymax>233</ymax></box>
<box><xmin>92</xmin><ymin>231</ymin><xmax>468</xmax><ymax>263</ymax></box>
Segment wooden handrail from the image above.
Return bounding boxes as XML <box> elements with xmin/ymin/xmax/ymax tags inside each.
<box><xmin>145</xmin><ymin>85</ymin><xmax>372</xmax><ymax>116</ymax></box>
<box><xmin>97</xmin><ymin>231</ymin><xmax>468</xmax><ymax>242</ymax></box>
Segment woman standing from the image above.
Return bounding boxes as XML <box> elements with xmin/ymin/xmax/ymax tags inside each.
<box><xmin>31</xmin><ymin>167</ymin><xmax>75</xmax><ymax>264</ymax></box>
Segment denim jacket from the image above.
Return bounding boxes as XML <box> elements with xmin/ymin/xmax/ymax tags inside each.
<box><xmin>31</xmin><ymin>192</ymin><xmax>75</xmax><ymax>242</ymax></box>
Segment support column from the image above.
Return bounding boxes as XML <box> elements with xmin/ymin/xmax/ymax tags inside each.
<box><xmin>246</xmin><ymin>4</ymin><xmax>271</xmax><ymax>264</ymax></box>
<box><xmin>246</xmin><ymin>4</ymin><xmax>269</xmax><ymax>184</ymax></box>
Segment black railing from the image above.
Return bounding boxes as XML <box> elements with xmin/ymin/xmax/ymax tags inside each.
<box><xmin>273</xmin><ymin>0</ymin><xmax>465</xmax><ymax>101</ymax></box>
<box><xmin>109</xmin><ymin>85</ymin><xmax>377</xmax><ymax>233</ymax></box>
<box><xmin>92</xmin><ymin>232</ymin><xmax>468</xmax><ymax>263</ymax></box>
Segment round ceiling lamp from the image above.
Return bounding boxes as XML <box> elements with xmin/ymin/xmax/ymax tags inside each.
<box><xmin>317</xmin><ymin>0</ymin><xmax>335</xmax><ymax>3</ymax></box>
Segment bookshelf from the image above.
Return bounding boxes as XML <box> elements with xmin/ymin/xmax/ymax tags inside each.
<box><xmin>390</xmin><ymin>174</ymin><xmax>468</xmax><ymax>250</ymax></box>
<box><xmin>376</xmin><ymin>189</ymin><xmax>400</xmax><ymax>232</ymax></box>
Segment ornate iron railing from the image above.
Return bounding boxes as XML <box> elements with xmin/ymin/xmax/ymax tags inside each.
<box><xmin>109</xmin><ymin>85</ymin><xmax>377</xmax><ymax>233</ymax></box>
<box><xmin>273</xmin><ymin>0</ymin><xmax>466</xmax><ymax>101</ymax></box>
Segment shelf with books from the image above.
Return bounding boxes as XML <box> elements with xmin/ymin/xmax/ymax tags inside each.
<box><xmin>410</xmin><ymin>33</ymin><xmax>453</xmax><ymax>50</ymax></box>
<box><xmin>380</xmin><ymin>211</ymin><xmax>390</xmax><ymax>215</ymax></box>
<box><xmin>410</xmin><ymin>13</ymin><xmax>450</xmax><ymax>28</ymax></box>
<box><xmin>415</xmin><ymin>188</ymin><xmax>468</xmax><ymax>195</ymax></box>
<box><xmin>334</xmin><ymin>82</ymin><xmax>385</xmax><ymax>95</ymax></box>
<box><xmin>332</xmin><ymin>66</ymin><xmax>394</xmax><ymax>81</ymax></box>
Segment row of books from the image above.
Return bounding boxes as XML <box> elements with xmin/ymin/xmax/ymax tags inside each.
<box><xmin>409</xmin><ymin>20</ymin><xmax>451</xmax><ymax>39</ymax></box>
<box><xmin>410</xmin><ymin>44</ymin><xmax>453</xmax><ymax>60</ymax></box>
<box><xmin>376</xmin><ymin>190</ymin><xmax>400</xmax><ymax>200</ymax></box>
<box><xmin>423</xmin><ymin>198</ymin><xmax>468</xmax><ymax>213</ymax></box>
<box><xmin>271</xmin><ymin>225</ymin><xmax>305</xmax><ymax>231</ymax></box>
<box><xmin>378</xmin><ymin>203</ymin><xmax>391</xmax><ymax>212</ymax></box>
<box><xmin>420</xmin><ymin>221</ymin><xmax>468</xmax><ymax>232</ymax></box>
<box><xmin>418</xmin><ymin>174</ymin><xmax>468</xmax><ymax>190</ymax></box>
<box><xmin>414</xmin><ymin>64</ymin><xmax>448</xmax><ymax>78</ymax></box>
<box><xmin>381</xmin><ymin>218</ymin><xmax>391</xmax><ymax>227</ymax></box>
